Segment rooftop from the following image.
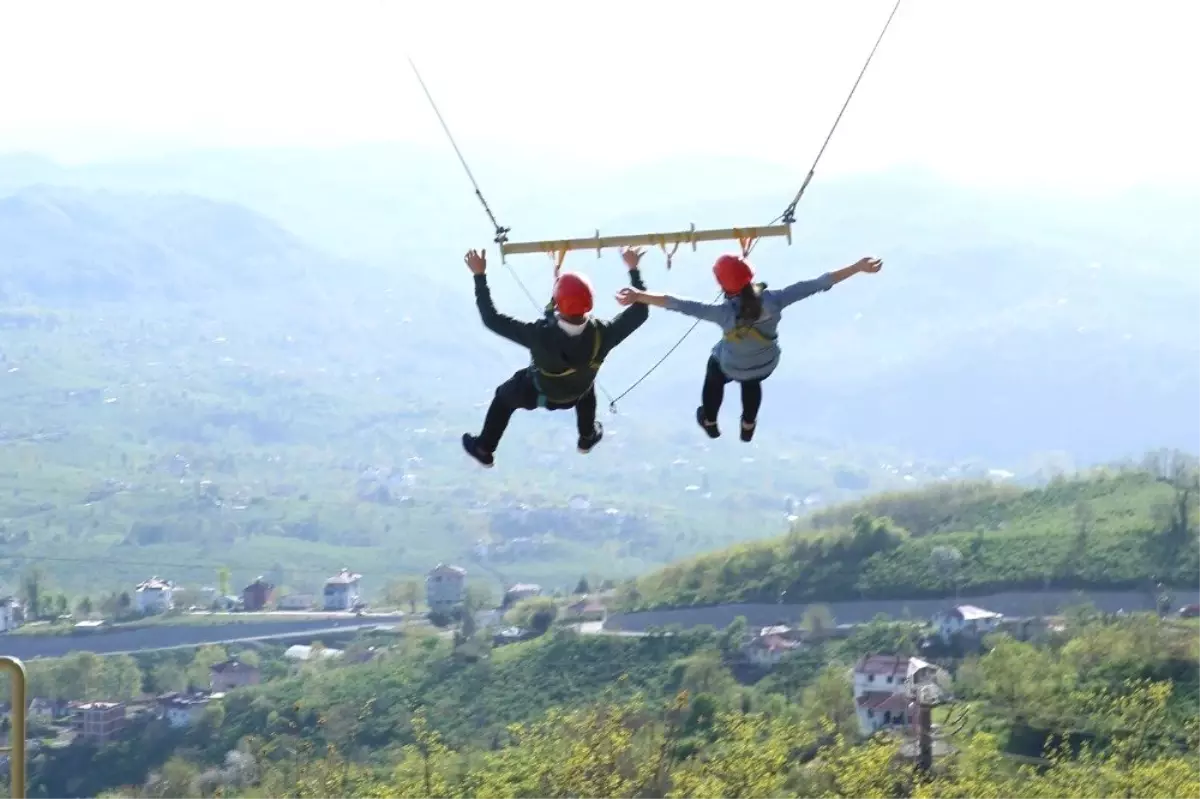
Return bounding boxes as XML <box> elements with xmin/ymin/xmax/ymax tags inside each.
<box><xmin>855</xmin><ymin>654</ymin><xmax>934</xmax><ymax>679</ymax></box>
<box><xmin>210</xmin><ymin>658</ymin><xmax>259</xmax><ymax>674</ymax></box>
<box><xmin>325</xmin><ymin>568</ymin><xmax>362</xmax><ymax>585</ymax></box>
<box><xmin>951</xmin><ymin>605</ymin><xmax>1004</xmax><ymax>621</ymax></box>
<box><xmin>856</xmin><ymin>691</ymin><xmax>914</xmax><ymax>714</ymax></box>
<box><xmin>429</xmin><ymin>563</ymin><xmax>467</xmax><ymax>576</ymax></box>
<box><xmin>136</xmin><ymin>577</ymin><xmax>173</xmax><ymax>591</ymax></box>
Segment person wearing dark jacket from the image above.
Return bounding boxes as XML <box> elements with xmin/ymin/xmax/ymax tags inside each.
<box><xmin>461</xmin><ymin>246</ymin><xmax>650</xmax><ymax>468</ymax></box>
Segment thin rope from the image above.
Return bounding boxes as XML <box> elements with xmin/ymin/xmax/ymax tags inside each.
<box><xmin>606</xmin><ymin>0</ymin><xmax>903</xmax><ymax>411</ymax></box>
<box><xmin>407</xmin><ymin>56</ymin><xmax>615</xmax><ymax>406</ymax></box>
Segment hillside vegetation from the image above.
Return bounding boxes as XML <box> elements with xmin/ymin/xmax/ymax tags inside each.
<box><xmin>1</xmin><ymin>185</ymin><xmax>942</xmax><ymax>599</ymax></box>
<box><xmin>620</xmin><ymin>457</ymin><xmax>1199</xmax><ymax>609</ymax></box>
<box><xmin>26</xmin><ymin>611</ymin><xmax>1200</xmax><ymax>798</ymax></box>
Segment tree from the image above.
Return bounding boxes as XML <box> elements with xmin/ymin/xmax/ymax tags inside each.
<box><xmin>574</xmin><ymin>576</ymin><xmax>590</xmax><ymax>595</ymax></box>
<box><xmin>801</xmin><ymin>604</ymin><xmax>835</xmax><ymax>638</ymax></box>
<box><xmin>505</xmin><ymin>596</ymin><xmax>559</xmax><ymax>633</ymax></box>
<box><xmin>383</xmin><ymin>578</ymin><xmax>422</xmax><ymax>613</ymax></box>
<box><xmin>217</xmin><ymin>566</ymin><xmax>232</xmax><ymax>598</ymax></box>
<box><xmin>21</xmin><ymin>567</ymin><xmax>43</xmax><ymax>620</ymax></box>
<box><xmin>75</xmin><ymin>596</ymin><xmax>94</xmax><ymax>618</ymax></box>
<box><xmin>52</xmin><ymin>592</ymin><xmax>69</xmax><ymax>617</ymax></box>
<box><xmin>187</xmin><ymin>645</ymin><xmax>229</xmax><ymax>691</ymax></box>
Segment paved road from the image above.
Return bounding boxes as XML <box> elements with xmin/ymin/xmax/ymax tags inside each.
<box><xmin>0</xmin><ymin>614</ymin><xmax>406</xmax><ymax>660</ymax></box>
<box><xmin>602</xmin><ymin>588</ymin><xmax>1200</xmax><ymax>634</ymax></box>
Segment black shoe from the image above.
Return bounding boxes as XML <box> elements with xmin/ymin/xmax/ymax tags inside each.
<box><xmin>740</xmin><ymin>418</ymin><xmax>757</xmax><ymax>442</ymax></box>
<box><xmin>461</xmin><ymin>433</ymin><xmax>495</xmax><ymax>468</ymax></box>
<box><xmin>578</xmin><ymin>422</ymin><xmax>604</xmax><ymax>454</ymax></box>
<box><xmin>696</xmin><ymin>406</ymin><xmax>720</xmax><ymax>439</ymax></box>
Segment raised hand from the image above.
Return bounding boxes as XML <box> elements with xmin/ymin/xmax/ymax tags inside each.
<box><xmin>464</xmin><ymin>249</ymin><xmax>487</xmax><ymax>275</ymax></box>
<box><xmin>620</xmin><ymin>247</ymin><xmax>645</xmax><ymax>271</ymax></box>
<box><xmin>855</xmin><ymin>257</ymin><xmax>883</xmax><ymax>274</ymax></box>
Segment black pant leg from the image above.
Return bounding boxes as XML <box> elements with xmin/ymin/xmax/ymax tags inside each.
<box><xmin>740</xmin><ymin>380</ymin><xmax>764</xmax><ymax>423</ymax></box>
<box><xmin>573</xmin><ymin>386</ymin><xmax>598</xmax><ymax>439</ymax></box>
<box><xmin>476</xmin><ymin>369</ymin><xmax>539</xmax><ymax>453</ymax></box>
<box><xmin>700</xmin><ymin>356</ymin><xmax>729</xmax><ymax>422</ymax></box>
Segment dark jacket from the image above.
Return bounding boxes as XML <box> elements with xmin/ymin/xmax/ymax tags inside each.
<box><xmin>473</xmin><ymin>269</ymin><xmax>648</xmax><ymax>403</ymax></box>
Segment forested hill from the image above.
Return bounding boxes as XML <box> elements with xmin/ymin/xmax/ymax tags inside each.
<box><xmin>617</xmin><ymin>456</ymin><xmax>1200</xmax><ymax>610</ymax></box>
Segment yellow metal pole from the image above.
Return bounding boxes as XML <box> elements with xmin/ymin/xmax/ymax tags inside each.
<box><xmin>0</xmin><ymin>657</ymin><xmax>26</xmax><ymax>799</ymax></box>
<box><xmin>499</xmin><ymin>222</ymin><xmax>793</xmax><ymax>262</ymax></box>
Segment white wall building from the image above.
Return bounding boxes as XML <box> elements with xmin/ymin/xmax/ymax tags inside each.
<box><xmin>852</xmin><ymin>654</ymin><xmax>938</xmax><ymax>736</ymax></box>
<box><xmin>932</xmin><ymin>605</ymin><xmax>1004</xmax><ymax>642</ymax></box>
<box><xmin>135</xmin><ymin>577</ymin><xmax>175</xmax><ymax>614</ymax></box>
<box><xmin>322</xmin><ymin>569</ymin><xmax>362</xmax><ymax>611</ymax></box>
<box><xmin>426</xmin><ymin>564</ymin><xmax>466</xmax><ymax>613</ymax></box>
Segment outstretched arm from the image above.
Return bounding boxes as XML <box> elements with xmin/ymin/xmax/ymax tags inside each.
<box><xmin>465</xmin><ymin>249</ymin><xmax>536</xmax><ymax>348</ymax></box>
<box><xmin>617</xmin><ymin>289</ymin><xmax>735</xmax><ymax>326</ymax></box>
<box><xmin>603</xmin><ymin>248</ymin><xmax>651</xmax><ymax>348</ymax></box>
<box><xmin>769</xmin><ymin>257</ymin><xmax>883</xmax><ymax>309</ymax></box>
<box><xmin>474</xmin><ymin>274</ymin><xmax>536</xmax><ymax>347</ymax></box>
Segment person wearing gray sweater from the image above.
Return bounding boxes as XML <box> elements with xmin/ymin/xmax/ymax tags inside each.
<box><xmin>615</xmin><ymin>253</ymin><xmax>882</xmax><ymax>441</ymax></box>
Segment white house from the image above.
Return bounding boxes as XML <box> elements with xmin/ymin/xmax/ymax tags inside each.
<box><xmin>852</xmin><ymin>654</ymin><xmax>938</xmax><ymax>736</ymax></box>
<box><xmin>135</xmin><ymin>577</ymin><xmax>175</xmax><ymax>614</ymax></box>
<box><xmin>322</xmin><ymin>569</ymin><xmax>362</xmax><ymax>611</ymax></box>
<box><xmin>746</xmin><ymin>633</ymin><xmax>803</xmax><ymax>667</ymax></box>
<box><xmin>157</xmin><ymin>692</ymin><xmax>223</xmax><ymax>728</ymax></box>
<box><xmin>932</xmin><ymin>605</ymin><xmax>1004</xmax><ymax>642</ymax></box>
<box><xmin>0</xmin><ymin>597</ymin><xmax>21</xmax><ymax>633</ymax></box>
<box><xmin>503</xmin><ymin>583</ymin><xmax>542</xmax><ymax>607</ymax></box>
<box><xmin>426</xmin><ymin>564</ymin><xmax>466</xmax><ymax>613</ymax></box>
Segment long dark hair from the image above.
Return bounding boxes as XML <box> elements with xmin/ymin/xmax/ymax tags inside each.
<box><xmin>734</xmin><ymin>282</ymin><xmax>767</xmax><ymax>325</ymax></box>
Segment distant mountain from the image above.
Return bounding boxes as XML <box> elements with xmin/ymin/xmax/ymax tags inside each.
<box><xmin>1</xmin><ymin>150</ymin><xmax>1196</xmax><ymax>466</ymax></box>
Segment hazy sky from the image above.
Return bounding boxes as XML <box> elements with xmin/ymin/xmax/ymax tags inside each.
<box><xmin>1</xmin><ymin>0</ymin><xmax>1196</xmax><ymax>190</ymax></box>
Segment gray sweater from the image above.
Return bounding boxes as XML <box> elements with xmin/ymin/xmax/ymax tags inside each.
<box><xmin>663</xmin><ymin>272</ymin><xmax>836</xmax><ymax>380</ymax></box>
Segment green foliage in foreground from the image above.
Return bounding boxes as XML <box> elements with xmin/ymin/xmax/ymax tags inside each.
<box><xmin>32</xmin><ymin>609</ymin><xmax>1200</xmax><ymax>799</ymax></box>
<box><xmin>620</xmin><ymin>467</ymin><xmax>1199</xmax><ymax>609</ymax></box>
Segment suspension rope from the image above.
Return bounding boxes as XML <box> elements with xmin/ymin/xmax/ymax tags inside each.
<box><xmin>606</xmin><ymin>0</ymin><xmax>903</xmax><ymax>412</ymax></box>
<box><xmin>407</xmin><ymin>56</ymin><xmax>616</xmax><ymax>406</ymax></box>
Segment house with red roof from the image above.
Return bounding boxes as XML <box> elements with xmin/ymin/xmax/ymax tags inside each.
<box><xmin>852</xmin><ymin>654</ymin><xmax>939</xmax><ymax>736</ymax></box>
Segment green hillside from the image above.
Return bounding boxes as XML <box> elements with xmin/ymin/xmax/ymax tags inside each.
<box><xmin>0</xmin><ymin>185</ymin><xmax>951</xmax><ymax>600</ymax></box>
<box><xmin>619</xmin><ymin>461</ymin><xmax>1199</xmax><ymax>609</ymax></box>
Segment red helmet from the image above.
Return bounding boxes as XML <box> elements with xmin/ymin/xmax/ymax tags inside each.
<box><xmin>713</xmin><ymin>254</ymin><xmax>754</xmax><ymax>294</ymax></box>
<box><xmin>554</xmin><ymin>272</ymin><xmax>594</xmax><ymax>317</ymax></box>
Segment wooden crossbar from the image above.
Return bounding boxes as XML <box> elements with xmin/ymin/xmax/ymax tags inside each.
<box><xmin>498</xmin><ymin>223</ymin><xmax>793</xmax><ymax>262</ymax></box>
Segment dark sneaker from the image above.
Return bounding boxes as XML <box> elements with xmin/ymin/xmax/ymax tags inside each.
<box><xmin>578</xmin><ymin>421</ymin><xmax>604</xmax><ymax>454</ymax></box>
<box><xmin>740</xmin><ymin>418</ymin><xmax>757</xmax><ymax>442</ymax></box>
<box><xmin>461</xmin><ymin>433</ymin><xmax>495</xmax><ymax>468</ymax></box>
<box><xmin>696</xmin><ymin>406</ymin><xmax>720</xmax><ymax>439</ymax></box>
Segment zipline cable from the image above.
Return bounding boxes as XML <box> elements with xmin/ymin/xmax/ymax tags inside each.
<box><xmin>606</xmin><ymin>0</ymin><xmax>905</xmax><ymax>411</ymax></box>
<box><xmin>407</xmin><ymin>56</ymin><xmax>616</xmax><ymax>406</ymax></box>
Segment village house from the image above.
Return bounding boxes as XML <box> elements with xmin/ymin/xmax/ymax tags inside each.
<box><xmin>502</xmin><ymin>583</ymin><xmax>542</xmax><ymax>608</ymax></box>
<box><xmin>932</xmin><ymin>605</ymin><xmax>1004</xmax><ymax>642</ymax></box>
<box><xmin>322</xmin><ymin>569</ymin><xmax>363</xmax><ymax>611</ymax></box>
<box><xmin>156</xmin><ymin>692</ymin><xmax>223</xmax><ymax>728</ymax></box>
<box><xmin>563</xmin><ymin>595</ymin><xmax>607</xmax><ymax>622</ymax></box>
<box><xmin>242</xmin><ymin>577</ymin><xmax>275</xmax><ymax>612</ymax></box>
<box><xmin>0</xmin><ymin>597</ymin><xmax>21</xmax><ymax>633</ymax></box>
<box><xmin>852</xmin><ymin>654</ymin><xmax>939</xmax><ymax>736</ymax></box>
<box><xmin>71</xmin><ymin>701</ymin><xmax>127</xmax><ymax>743</ymax></box>
<box><xmin>135</xmin><ymin>577</ymin><xmax>175</xmax><ymax>614</ymax></box>
<box><xmin>746</xmin><ymin>633</ymin><xmax>803</xmax><ymax>667</ymax></box>
<box><xmin>209</xmin><ymin>659</ymin><xmax>261</xmax><ymax>692</ymax></box>
<box><xmin>426</xmin><ymin>564</ymin><xmax>466</xmax><ymax>613</ymax></box>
